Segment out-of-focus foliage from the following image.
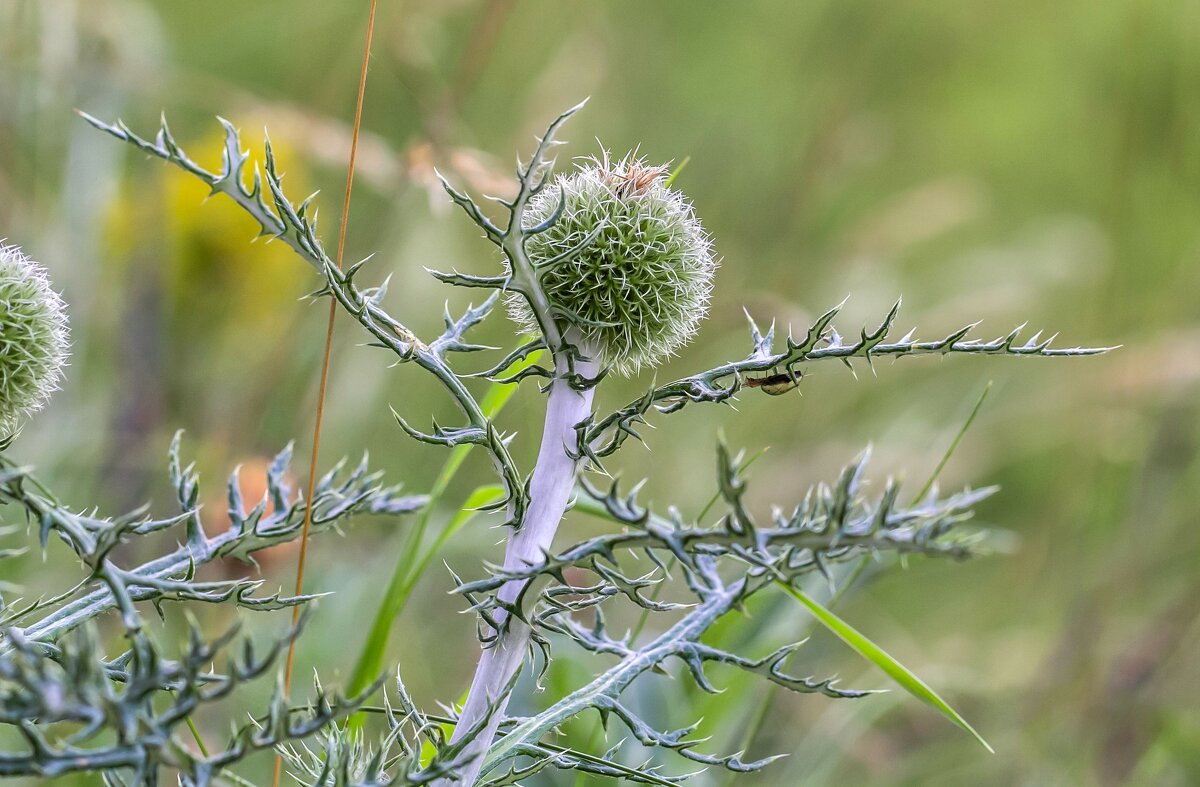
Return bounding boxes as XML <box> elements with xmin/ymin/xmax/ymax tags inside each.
<box><xmin>1</xmin><ymin>0</ymin><xmax>1196</xmax><ymax>784</ymax></box>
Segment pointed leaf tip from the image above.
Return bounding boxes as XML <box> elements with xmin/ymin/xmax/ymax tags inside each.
<box><xmin>778</xmin><ymin>582</ymin><xmax>993</xmax><ymax>753</ymax></box>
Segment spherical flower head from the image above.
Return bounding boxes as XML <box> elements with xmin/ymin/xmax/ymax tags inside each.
<box><xmin>0</xmin><ymin>242</ymin><xmax>69</xmax><ymax>437</ymax></box>
<box><xmin>514</xmin><ymin>153</ymin><xmax>715</xmax><ymax>375</ymax></box>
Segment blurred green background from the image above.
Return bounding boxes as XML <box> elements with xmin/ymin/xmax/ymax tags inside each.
<box><xmin>2</xmin><ymin>0</ymin><xmax>1198</xmax><ymax>784</ymax></box>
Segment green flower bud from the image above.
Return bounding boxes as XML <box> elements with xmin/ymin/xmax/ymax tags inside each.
<box><xmin>0</xmin><ymin>242</ymin><xmax>69</xmax><ymax>436</ymax></box>
<box><xmin>514</xmin><ymin>154</ymin><xmax>715</xmax><ymax>375</ymax></box>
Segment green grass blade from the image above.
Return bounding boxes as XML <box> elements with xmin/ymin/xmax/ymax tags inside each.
<box><xmin>404</xmin><ymin>484</ymin><xmax>504</xmax><ymax>596</ymax></box>
<box><xmin>912</xmin><ymin>380</ymin><xmax>992</xmax><ymax>504</ymax></box>
<box><xmin>347</xmin><ymin>352</ymin><xmax>541</xmax><ymax>699</ymax></box>
<box><xmin>776</xmin><ymin>581</ymin><xmax>993</xmax><ymax>753</ymax></box>
<box><xmin>664</xmin><ymin>155</ymin><xmax>691</xmax><ymax>187</ymax></box>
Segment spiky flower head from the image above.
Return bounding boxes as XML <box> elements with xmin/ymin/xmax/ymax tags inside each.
<box><xmin>514</xmin><ymin>153</ymin><xmax>715</xmax><ymax>375</ymax></box>
<box><xmin>0</xmin><ymin>242</ymin><xmax>69</xmax><ymax>436</ymax></box>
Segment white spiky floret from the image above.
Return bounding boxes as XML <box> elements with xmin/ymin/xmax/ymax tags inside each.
<box><xmin>511</xmin><ymin>152</ymin><xmax>716</xmax><ymax>374</ymax></box>
<box><xmin>0</xmin><ymin>241</ymin><xmax>69</xmax><ymax>437</ymax></box>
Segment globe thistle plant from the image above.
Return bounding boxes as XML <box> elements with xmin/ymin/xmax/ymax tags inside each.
<box><xmin>0</xmin><ymin>241</ymin><xmax>69</xmax><ymax>438</ymax></box>
<box><xmin>512</xmin><ymin>153</ymin><xmax>715</xmax><ymax>375</ymax></box>
<box><xmin>442</xmin><ymin>152</ymin><xmax>716</xmax><ymax>777</ymax></box>
<box><xmin>57</xmin><ymin>104</ymin><xmax>1115</xmax><ymax>786</ymax></box>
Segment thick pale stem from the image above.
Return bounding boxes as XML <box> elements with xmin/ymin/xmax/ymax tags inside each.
<box><xmin>443</xmin><ymin>347</ymin><xmax>598</xmax><ymax>785</ymax></box>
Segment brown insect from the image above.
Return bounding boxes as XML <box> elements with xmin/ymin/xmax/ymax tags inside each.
<box><xmin>744</xmin><ymin>368</ymin><xmax>804</xmax><ymax>396</ymax></box>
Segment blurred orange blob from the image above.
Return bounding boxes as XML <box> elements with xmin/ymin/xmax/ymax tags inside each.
<box><xmin>206</xmin><ymin>456</ymin><xmax>299</xmax><ymax>576</ymax></box>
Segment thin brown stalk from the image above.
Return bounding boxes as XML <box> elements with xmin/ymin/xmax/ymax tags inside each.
<box><xmin>271</xmin><ymin>2</ymin><xmax>379</xmax><ymax>785</ymax></box>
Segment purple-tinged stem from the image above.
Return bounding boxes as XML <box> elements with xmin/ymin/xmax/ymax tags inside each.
<box><xmin>441</xmin><ymin>347</ymin><xmax>598</xmax><ymax>785</ymax></box>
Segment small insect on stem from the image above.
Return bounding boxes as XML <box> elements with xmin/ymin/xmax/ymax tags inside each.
<box><xmin>744</xmin><ymin>368</ymin><xmax>804</xmax><ymax>396</ymax></box>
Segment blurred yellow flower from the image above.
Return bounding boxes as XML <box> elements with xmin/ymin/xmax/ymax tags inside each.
<box><xmin>105</xmin><ymin>127</ymin><xmax>309</xmax><ymax>343</ymax></box>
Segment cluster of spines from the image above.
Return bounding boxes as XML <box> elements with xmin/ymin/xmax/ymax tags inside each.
<box><xmin>508</xmin><ymin>153</ymin><xmax>716</xmax><ymax>375</ymax></box>
<box><xmin>0</xmin><ymin>242</ymin><xmax>69</xmax><ymax>437</ymax></box>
